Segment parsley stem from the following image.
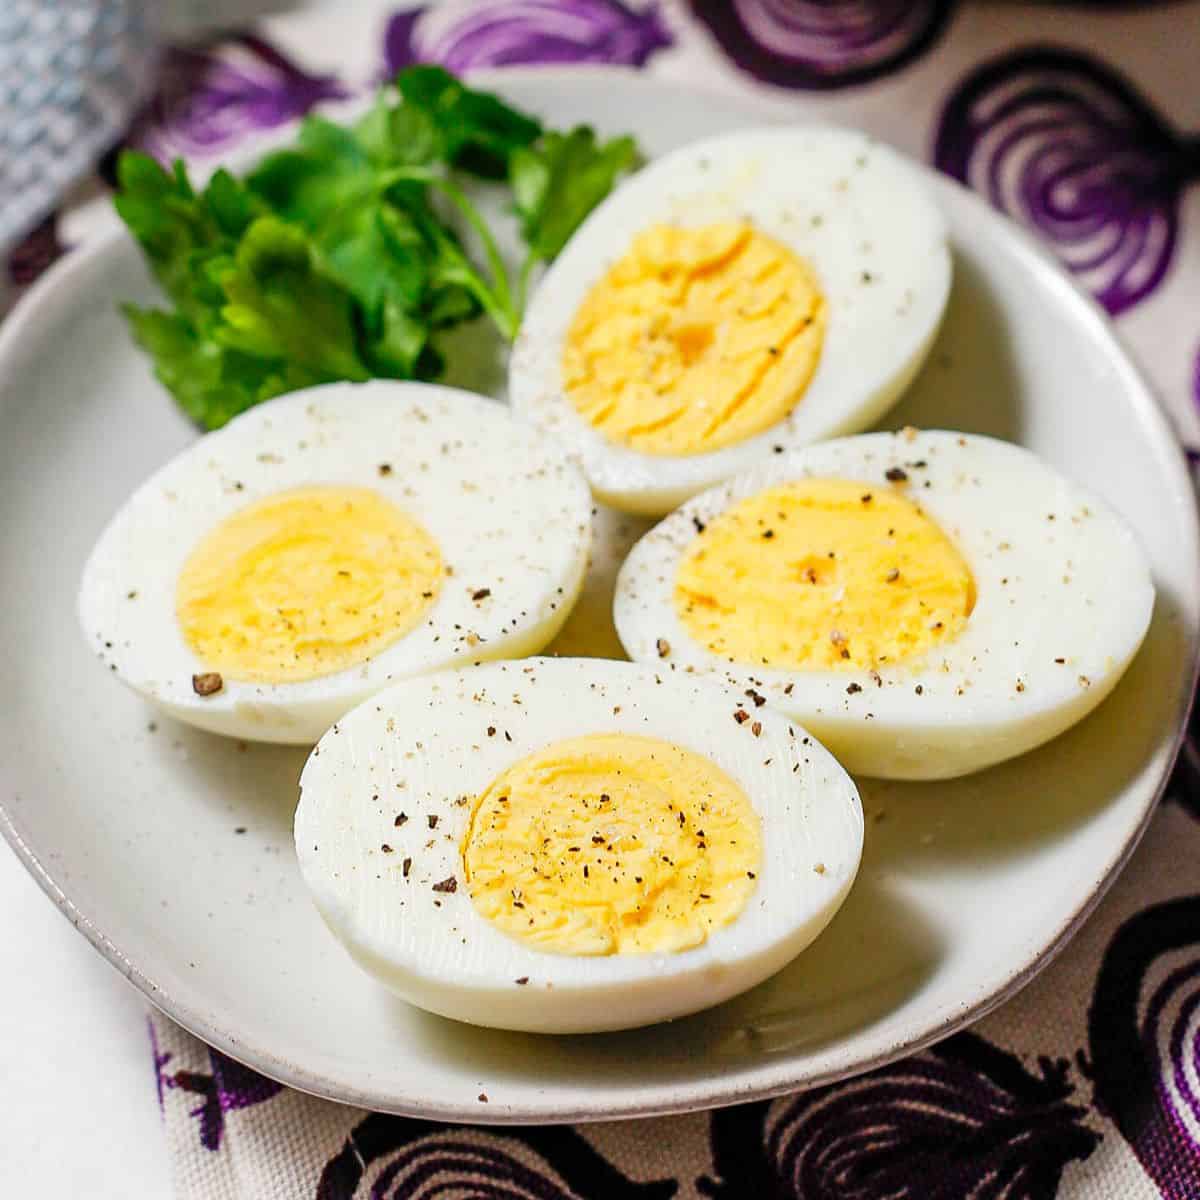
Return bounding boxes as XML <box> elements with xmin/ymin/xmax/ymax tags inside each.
<box><xmin>453</xmin><ymin>274</ymin><xmax>522</xmax><ymax>345</ymax></box>
<box><xmin>378</xmin><ymin>166</ymin><xmax>520</xmax><ymax>340</ymax></box>
<box><xmin>515</xmin><ymin>252</ymin><xmax>540</xmax><ymax>320</ymax></box>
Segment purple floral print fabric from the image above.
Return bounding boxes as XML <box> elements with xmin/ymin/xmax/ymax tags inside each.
<box><xmin>383</xmin><ymin>1</ymin><xmax>673</xmax><ymax>75</ymax></box>
<box><xmin>317</xmin><ymin>1116</ymin><xmax>678</xmax><ymax>1199</ymax></box>
<box><xmin>934</xmin><ymin>45</ymin><xmax>1200</xmax><ymax>316</ymax></box>
<box><xmin>688</xmin><ymin>0</ymin><xmax>952</xmax><ymax>90</ymax></box>
<box><xmin>125</xmin><ymin>34</ymin><xmax>348</xmax><ymax>162</ymax></box>
<box><xmin>156</xmin><ymin>1044</ymin><xmax>283</xmax><ymax>1151</ymax></box>
<box><xmin>699</xmin><ymin>1033</ymin><xmax>1098</xmax><ymax>1198</ymax></box>
<box><xmin>1090</xmin><ymin>898</ymin><xmax>1200</xmax><ymax>1197</ymax></box>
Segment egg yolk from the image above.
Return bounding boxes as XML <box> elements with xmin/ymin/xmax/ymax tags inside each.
<box><xmin>562</xmin><ymin>222</ymin><xmax>825</xmax><ymax>456</ymax></box>
<box><xmin>462</xmin><ymin>734</ymin><xmax>761</xmax><ymax>956</ymax></box>
<box><xmin>176</xmin><ymin>486</ymin><xmax>442</xmax><ymax>684</ymax></box>
<box><xmin>676</xmin><ymin>479</ymin><xmax>975</xmax><ymax>671</ymax></box>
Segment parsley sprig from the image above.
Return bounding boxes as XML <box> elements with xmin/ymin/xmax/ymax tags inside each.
<box><xmin>115</xmin><ymin>66</ymin><xmax>639</xmax><ymax>429</ymax></box>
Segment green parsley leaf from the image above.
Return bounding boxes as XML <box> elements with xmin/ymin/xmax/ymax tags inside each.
<box><xmin>113</xmin><ymin>68</ymin><xmax>637</xmax><ymax>430</ymax></box>
<box><xmin>354</xmin><ymin>91</ymin><xmax>439</xmax><ymax>168</ymax></box>
<box><xmin>396</xmin><ymin>65</ymin><xmax>542</xmax><ymax>177</ymax></box>
<box><xmin>512</xmin><ymin>127</ymin><xmax>641</xmax><ymax>263</ymax></box>
<box><xmin>122</xmin><ymin>306</ymin><xmax>321</xmax><ymax>431</ymax></box>
<box><xmin>114</xmin><ymin>153</ymin><xmax>238</xmax><ymax>323</ymax></box>
<box><xmin>217</xmin><ymin>217</ymin><xmax>370</xmax><ymax>383</ymax></box>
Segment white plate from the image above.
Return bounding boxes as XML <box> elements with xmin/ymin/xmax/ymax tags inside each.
<box><xmin>0</xmin><ymin>70</ymin><xmax>1196</xmax><ymax>1124</ymax></box>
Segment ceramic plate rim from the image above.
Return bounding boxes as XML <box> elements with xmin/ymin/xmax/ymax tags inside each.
<box><xmin>0</xmin><ymin>66</ymin><xmax>1197</xmax><ymax>1124</ymax></box>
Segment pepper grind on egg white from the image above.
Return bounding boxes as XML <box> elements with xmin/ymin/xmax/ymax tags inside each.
<box><xmin>511</xmin><ymin>126</ymin><xmax>951</xmax><ymax>515</ymax></box>
<box><xmin>615</xmin><ymin>430</ymin><xmax>1154</xmax><ymax>780</ymax></box>
<box><xmin>78</xmin><ymin>381</ymin><xmax>592</xmax><ymax>743</ymax></box>
<box><xmin>294</xmin><ymin>659</ymin><xmax>863</xmax><ymax>1033</ymax></box>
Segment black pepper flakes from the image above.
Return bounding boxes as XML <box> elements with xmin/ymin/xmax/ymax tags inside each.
<box><xmin>515</xmin><ymin>977</ymin><xmax>529</xmax><ymax>986</ymax></box>
<box><xmin>846</xmin><ymin>682</ymin><xmax>863</xmax><ymax>695</ymax></box>
<box><xmin>402</xmin><ymin>857</ymin><xmax>412</xmax><ymax>877</ymax></box>
<box><xmin>762</xmin><ymin>529</ymin><xmax>775</xmax><ymax>539</ymax></box>
<box><xmin>378</xmin><ymin>463</ymin><xmax>393</xmax><ymax>476</ymax></box>
<box><xmin>656</xmin><ymin>637</ymin><xmax>671</xmax><ymax>658</ymax></box>
<box><xmin>885</xmin><ymin>467</ymin><xmax>908</xmax><ymax>483</ymax></box>
<box><xmin>692</xmin><ymin>516</ymin><xmax>706</xmax><ymax>534</ymax></box>
<box><xmin>394</xmin><ymin>813</ymin><xmax>408</xmax><ymax>827</ymax></box>
<box><xmin>192</xmin><ymin>672</ymin><xmax>223</xmax><ymax>697</ymax></box>
<box><xmin>432</xmin><ymin>876</ymin><xmax>457</xmax><ymax>893</ymax></box>
<box><xmin>733</xmin><ymin>709</ymin><xmax>750</xmax><ymax>724</ymax></box>
<box><xmin>381</xmin><ymin>843</ymin><xmax>394</xmax><ymax>854</ymax></box>
<box><xmin>751</xmin><ymin>721</ymin><xmax>762</xmax><ymax>737</ymax></box>
<box><xmin>471</xmin><ymin>588</ymin><xmax>491</xmax><ymax>601</ymax></box>
<box><xmin>428</xmin><ymin>815</ymin><xmax>439</xmax><ymax>830</ymax></box>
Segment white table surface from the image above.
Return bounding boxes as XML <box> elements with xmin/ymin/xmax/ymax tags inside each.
<box><xmin>1</xmin><ymin>849</ymin><xmax>171</xmax><ymax>1197</ymax></box>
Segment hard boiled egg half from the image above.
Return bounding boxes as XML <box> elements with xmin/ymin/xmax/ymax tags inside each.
<box><xmin>510</xmin><ymin>126</ymin><xmax>950</xmax><ymax>515</ymax></box>
<box><xmin>294</xmin><ymin>658</ymin><xmax>863</xmax><ymax>1033</ymax></box>
<box><xmin>614</xmin><ymin>431</ymin><xmax>1154</xmax><ymax>780</ymax></box>
<box><xmin>79</xmin><ymin>381</ymin><xmax>591</xmax><ymax>743</ymax></box>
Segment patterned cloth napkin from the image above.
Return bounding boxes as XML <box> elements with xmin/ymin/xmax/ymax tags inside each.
<box><xmin>8</xmin><ymin>2</ymin><xmax>1200</xmax><ymax>1196</ymax></box>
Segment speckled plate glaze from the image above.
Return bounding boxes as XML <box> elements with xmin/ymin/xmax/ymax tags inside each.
<box><xmin>0</xmin><ymin>70</ymin><xmax>1196</xmax><ymax>1124</ymax></box>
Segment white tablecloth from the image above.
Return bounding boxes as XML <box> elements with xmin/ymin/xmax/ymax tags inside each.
<box><xmin>0</xmin><ymin>850</ymin><xmax>169</xmax><ymax>1197</ymax></box>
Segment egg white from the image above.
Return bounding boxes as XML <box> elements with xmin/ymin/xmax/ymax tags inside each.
<box><xmin>511</xmin><ymin>126</ymin><xmax>951</xmax><ymax>515</ymax></box>
<box><xmin>294</xmin><ymin>658</ymin><xmax>863</xmax><ymax>1033</ymax></box>
<box><xmin>79</xmin><ymin>381</ymin><xmax>591</xmax><ymax>744</ymax></box>
<box><xmin>614</xmin><ymin>431</ymin><xmax>1155</xmax><ymax>780</ymax></box>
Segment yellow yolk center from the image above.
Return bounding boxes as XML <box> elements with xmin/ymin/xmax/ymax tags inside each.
<box><xmin>176</xmin><ymin>486</ymin><xmax>442</xmax><ymax>684</ymax></box>
<box><xmin>562</xmin><ymin>222</ymin><xmax>825</xmax><ymax>456</ymax></box>
<box><xmin>675</xmin><ymin>479</ymin><xmax>975</xmax><ymax>671</ymax></box>
<box><xmin>462</xmin><ymin>734</ymin><xmax>761</xmax><ymax>956</ymax></box>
